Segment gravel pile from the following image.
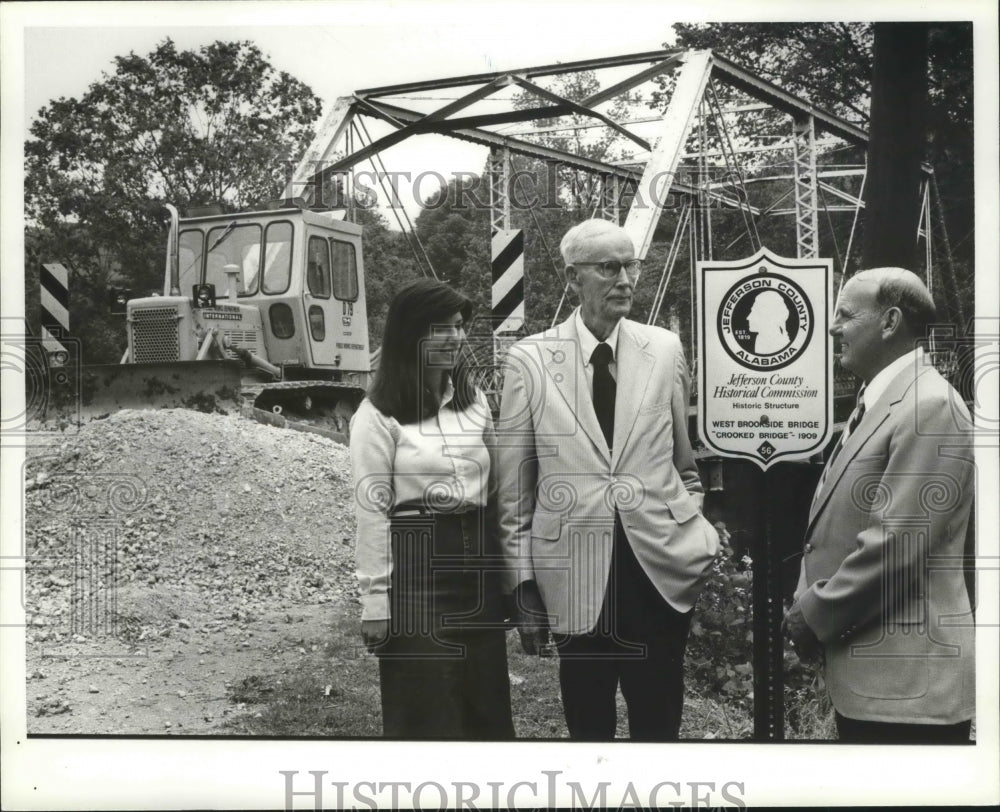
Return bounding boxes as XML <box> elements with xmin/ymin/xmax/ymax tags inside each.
<box><xmin>24</xmin><ymin>409</ymin><xmax>359</xmax><ymax>646</ymax></box>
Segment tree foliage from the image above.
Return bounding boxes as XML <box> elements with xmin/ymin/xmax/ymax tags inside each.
<box><xmin>27</xmin><ymin>38</ymin><xmax>322</xmax><ymax>222</ymax></box>
<box><xmin>353</xmin><ymin>206</ymin><xmax>423</xmax><ymax>347</ymax></box>
<box><xmin>669</xmin><ymin>23</ymin><xmax>875</xmax><ymax>125</ymax></box>
<box><xmin>415</xmin><ymin>178</ymin><xmax>491</xmax><ymax>294</ymax></box>
<box><xmin>668</xmin><ymin>23</ymin><xmax>974</xmax><ymax>274</ymax></box>
<box><xmin>504</xmin><ymin>71</ymin><xmax>646</xmax><ymax>332</ymax></box>
<box><xmin>24</xmin><ymin>38</ymin><xmax>323</xmax><ymax>362</ymax></box>
<box><xmin>512</xmin><ymin>70</ymin><xmax>641</xmax><ymax>211</ymax></box>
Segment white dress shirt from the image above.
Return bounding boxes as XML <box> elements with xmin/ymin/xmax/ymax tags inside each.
<box><xmin>574</xmin><ymin>307</ymin><xmax>622</xmax><ymax>388</ymax></box>
<box><xmin>862</xmin><ymin>347</ymin><xmax>923</xmax><ymax>411</ymax></box>
<box><xmin>350</xmin><ymin>380</ymin><xmax>495</xmax><ymax>620</ymax></box>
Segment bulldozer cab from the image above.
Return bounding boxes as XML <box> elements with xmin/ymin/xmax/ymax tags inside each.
<box><xmin>176</xmin><ymin>206</ymin><xmax>370</xmax><ymax>381</ymax></box>
<box><xmin>79</xmin><ymin>204</ymin><xmax>370</xmax><ymax>420</ymax></box>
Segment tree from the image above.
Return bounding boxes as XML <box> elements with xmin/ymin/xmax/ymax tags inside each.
<box><xmin>861</xmin><ymin>23</ymin><xmax>929</xmax><ymax>270</ymax></box>
<box><xmin>24</xmin><ymin>38</ymin><xmax>323</xmax><ymax>362</ymax></box>
<box><xmin>504</xmin><ymin>71</ymin><xmax>649</xmax><ymax>333</ymax></box>
<box><xmin>669</xmin><ymin>23</ymin><xmax>974</xmax><ymax>258</ymax></box>
<box><xmin>668</xmin><ymin>24</ymin><xmax>874</xmax><ymax>125</ymax></box>
<box><xmin>667</xmin><ymin>22</ymin><xmax>974</xmax><ymax>325</ymax></box>
<box><xmin>354</xmin><ymin>206</ymin><xmax>423</xmax><ymax>347</ymax></box>
<box><xmin>415</xmin><ymin>178</ymin><xmax>491</xmax><ymax>293</ymax></box>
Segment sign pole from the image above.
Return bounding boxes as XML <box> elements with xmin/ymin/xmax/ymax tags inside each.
<box><xmin>751</xmin><ymin>469</ymin><xmax>785</xmax><ymax>741</ymax></box>
<box><xmin>697</xmin><ymin>247</ymin><xmax>833</xmax><ymax>743</ymax></box>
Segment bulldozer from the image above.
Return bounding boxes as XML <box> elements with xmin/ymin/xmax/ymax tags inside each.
<box><xmin>81</xmin><ymin>200</ymin><xmax>371</xmax><ymax>440</ymax></box>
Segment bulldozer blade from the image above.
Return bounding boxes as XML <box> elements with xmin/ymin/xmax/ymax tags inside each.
<box><xmin>80</xmin><ymin>361</ymin><xmax>243</xmax><ymax>417</ymax></box>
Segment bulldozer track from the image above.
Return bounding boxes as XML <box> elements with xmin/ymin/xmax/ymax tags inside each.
<box><xmin>241</xmin><ymin>402</ymin><xmax>350</xmax><ymax>446</ymax></box>
<box><xmin>242</xmin><ymin>379</ymin><xmax>364</xmax><ymax>447</ymax></box>
<box><xmin>243</xmin><ymin>379</ymin><xmax>363</xmax><ymax>395</ymax></box>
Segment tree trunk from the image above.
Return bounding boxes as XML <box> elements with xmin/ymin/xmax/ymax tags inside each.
<box><xmin>860</xmin><ymin>23</ymin><xmax>929</xmax><ymax>271</ymax></box>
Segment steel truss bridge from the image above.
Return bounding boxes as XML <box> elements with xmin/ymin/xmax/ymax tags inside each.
<box><xmin>281</xmin><ymin>49</ymin><xmax>972</xmax><ymax>742</ymax></box>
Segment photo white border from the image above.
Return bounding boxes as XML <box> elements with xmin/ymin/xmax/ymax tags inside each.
<box><xmin>2</xmin><ymin>1</ymin><xmax>998</xmax><ymax>808</ymax></box>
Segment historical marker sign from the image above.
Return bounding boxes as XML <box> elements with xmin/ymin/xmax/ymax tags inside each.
<box><xmin>698</xmin><ymin>247</ymin><xmax>833</xmax><ymax>469</ymax></box>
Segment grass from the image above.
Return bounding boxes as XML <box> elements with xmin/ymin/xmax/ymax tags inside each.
<box><xmin>222</xmin><ymin>606</ymin><xmax>830</xmax><ymax>740</ymax></box>
<box><xmin>222</xmin><ymin>612</ymin><xmax>382</xmax><ymax>737</ymax></box>
<box><xmin>784</xmin><ymin>667</ymin><xmax>837</xmax><ymax>740</ymax></box>
<box><xmin>506</xmin><ymin>643</ymin><xmax>569</xmax><ymax>739</ymax></box>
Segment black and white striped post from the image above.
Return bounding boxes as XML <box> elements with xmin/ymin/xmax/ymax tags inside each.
<box><xmin>40</xmin><ymin>262</ymin><xmax>71</xmax><ymax>368</ymax></box>
<box><xmin>491</xmin><ymin>228</ymin><xmax>524</xmax><ymax>335</ymax></box>
<box><xmin>488</xmin><ymin>147</ymin><xmax>524</xmax><ymax>344</ymax></box>
<box><xmin>483</xmin><ymin>147</ymin><xmax>526</xmax><ymax>411</ymax></box>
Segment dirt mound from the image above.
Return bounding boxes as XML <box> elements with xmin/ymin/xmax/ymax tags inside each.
<box><xmin>23</xmin><ymin>408</ymin><xmax>364</xmax><ymax>733</ymax></box>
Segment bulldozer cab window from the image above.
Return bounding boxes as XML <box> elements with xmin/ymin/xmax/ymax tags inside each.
<box><xmin>330</xmin><ymin>239</ymin><xmax>359</xmax><ymax>302</ymax></box>
<box><xmin>307</xmin><ymin>236</ymin><xmax>332</xmax><ymax>298</ymax></box>
<box><xmin>205</xmin><ymin>223</ymin><xmax>262</xmax><ymax>296</ymax></box>
<box><xmin>262</xmin><ymin>221</ymin><xmax>293</xmax><ymax>295</ymax></box>
<box><xmin>178</xmin><ymin>230</ymin><xmax>204</xmax><ymax>295</ymax></box>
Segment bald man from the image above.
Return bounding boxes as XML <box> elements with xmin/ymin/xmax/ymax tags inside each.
<box><xmin>785</xmin><ymin>267</ymin><xmax>975</xmax><ymax>743</ymax></box>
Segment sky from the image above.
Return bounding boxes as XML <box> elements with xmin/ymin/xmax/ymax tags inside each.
<box><xmin>9</xmin><ymin>1</ymin><xmax>996</xmax><ymax>219</ymax></box>
<box><xmin>19</xmin><ymin>12</ymin><xmax>678</xmax><ymax>118</ymax></box>
<box><xmin>15</xmin><ymin>2</ymin><xmax>686</xmax><ymax>218</ymax></box>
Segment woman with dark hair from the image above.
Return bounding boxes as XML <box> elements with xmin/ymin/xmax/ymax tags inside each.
<box><xmin>350</xmin><ymin>279</ymin><xmax>514</xmax><ymax>739</ymax></box>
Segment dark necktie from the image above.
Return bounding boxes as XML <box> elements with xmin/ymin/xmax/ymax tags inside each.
<box><xmin>816</xmin><ymin>385</ymin><xmax>867</xmax><ymax>497</ymax></box>
<box><xmin>591</xmin><ymin>341</ymin><xmax>615</xmax><ymax>449</ymax></box>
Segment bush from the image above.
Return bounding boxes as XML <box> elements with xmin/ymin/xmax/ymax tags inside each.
<box><xmin>687</xmin><ymin>525</ymin><xmax>754</xmax><ymax>722</ymax></box>
<box><xmin>687</xmin><ymin>523</ymin><xmax>834</xmax><ymax>740</ymax></box>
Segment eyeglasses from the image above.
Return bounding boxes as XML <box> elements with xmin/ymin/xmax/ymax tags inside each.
<box><xmin>570</xmin><ymin>259</ymin><xmax>641</xmax><ymax>279</ymax></box>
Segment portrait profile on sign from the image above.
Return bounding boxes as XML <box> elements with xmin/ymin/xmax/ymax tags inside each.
<box><xmin>718</xmin><ymin>273</ymin><xmax>813</xmax><ymax>370</ymax></box>
<box><xmin>748</xmin><ymin>290</ymin><xmax>791</xmax><ymax>354</ymax></box>
<box><xmin>698</xmin><ymin>248</ymin><xmax>832</xmax><ymax>468</ymax></box>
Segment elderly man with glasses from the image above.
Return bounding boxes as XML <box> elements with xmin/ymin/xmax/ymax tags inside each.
<box><xmin>498</xmin><ymin>218</ymin><xmax>719</xmax><ymax>740</ymax></box>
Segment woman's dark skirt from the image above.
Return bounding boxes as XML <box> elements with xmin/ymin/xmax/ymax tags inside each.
<box><xmin>376</xmin><ymin>506</ymin><xmax>514</xmax><ymax>739</ymax></box>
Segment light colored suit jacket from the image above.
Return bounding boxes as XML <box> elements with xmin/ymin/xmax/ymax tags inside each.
<box><xmin>497</xmin><ymin>313</ymin><xmax>719</xmax><ymax>635</ymax></box>
<box><xmin>794</xmin><ymin>360</ymin><xmax>975</xmax><ymax>724</ymax></box>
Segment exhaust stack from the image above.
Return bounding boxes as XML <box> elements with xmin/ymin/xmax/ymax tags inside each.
<box><xmin>164</xmin><ymin>204</ymin><xmax>180</xmax><ymax>296</ymax></box>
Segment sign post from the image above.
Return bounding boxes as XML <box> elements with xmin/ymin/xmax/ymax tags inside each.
<box><xmin>697</xmin><ymin>247</ymin><xmax>832</xmax><ymax>740</ymax></box>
